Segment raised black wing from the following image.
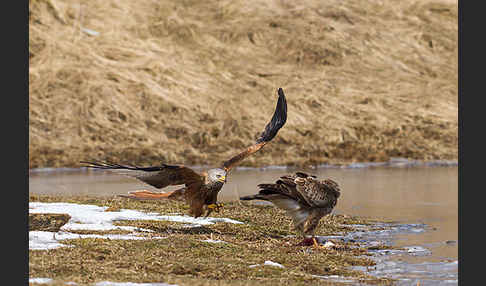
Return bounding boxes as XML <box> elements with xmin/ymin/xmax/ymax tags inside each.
<box><xmin>221</xmin><ymin>88</ymin><xmax>287</xmax><ymax>171</ymax></box>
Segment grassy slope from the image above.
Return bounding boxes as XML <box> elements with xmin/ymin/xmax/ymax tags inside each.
<box><xmin>29</xmin><ymin>0</ymin><xmax>458</xmax><ymax>168</ymax></box>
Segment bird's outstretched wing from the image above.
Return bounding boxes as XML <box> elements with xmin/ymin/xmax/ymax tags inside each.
<box><xmin>80</xmin><ymin>161</ymin><xmax>205</xmax><ymax>189</ymax></box>
<box><xmin>221</xmin><ymin>88</ymin><xmax>287</xmax><ymax>171</ymax></box>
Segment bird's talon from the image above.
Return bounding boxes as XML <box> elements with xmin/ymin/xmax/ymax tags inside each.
<box><xmin>215</xmin><ymin>203</ymin><xmax>224</xmax><ymax>212</ymax></box>
<box><xmin>207</xmin><ymin>203</ymin><xmax>224</xmax><ymax>212</ymax></box>
<box><xmin>296</xmin><ymin>237</ymin><xmax>325</xmax><ymax>249</ymax></box>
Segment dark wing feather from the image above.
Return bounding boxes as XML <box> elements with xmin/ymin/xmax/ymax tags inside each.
<box><xmin>240</xmin><ymin>173</ymin><xmax>311</xmax><ymax>230</ymax></box>
<box><xmin>222</xmin><ymin>88</ymin><xmax>287</xmax><ymax>171</ymax></box>
<box><xmin>295</xmin><ymin>177</ymin><xmax>341</xmax><ymax>208</ymax></box>
<box><xmin>80</xmin><ymin>160</ymin><xmax>204</xmax><ymax>189</ymax></box>
<box><xmin>256</xmin><ymin>88</ymin><xmax>288</xmax><ymax>144</ymax></box>
<box><xmin>241</xmin><ymin>174</ymin><xmax>306</xmax><ymax>205</ymax></box>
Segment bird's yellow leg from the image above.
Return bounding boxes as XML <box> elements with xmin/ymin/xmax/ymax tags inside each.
<box><xmin>207</xmin><ymin>203</ymin><xmax>224</xmax><ymax>213</ymax></box>
<box><xmin>312</xmin><ymin>237</ymin><xmax>326</xmax><ymax>249</ymax></box>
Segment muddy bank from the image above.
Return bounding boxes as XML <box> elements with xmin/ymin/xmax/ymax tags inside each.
<box><xmin>29</xmin><ymin>0</ymin><xmax>457</xmax><ymax>168</ymax></box>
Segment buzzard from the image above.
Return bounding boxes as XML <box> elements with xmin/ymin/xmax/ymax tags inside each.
<box><xmin>240</xmin><ymin>172</ymin><xmax>341</xmax><ymax>247</ymax></box>
<box><xmin>81</xmin><ymin>88</ymin><xmax>287</xmax><ymax>218</ymax></box>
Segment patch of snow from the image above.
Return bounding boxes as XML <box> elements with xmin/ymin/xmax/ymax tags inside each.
<box><xmin>311</xmin><ymin>275</ymin><xmax>356</xmax><ymax>283</ymax></box>
<box><xmin>200</xmin><ymin>239</ymin><xmax>226</xmax><ymax>244</ymax></box>
<box><xmin>180</xmin><ymin>224</ymin><xmax>203</xmax><ymax>228</ymax></box>
<box><xmin>29</xmin><ymin>231</ymin><xmax>167</xmax><ymax>250</ymax></box>
<box><xmin>29</xmin><ymin>277</ymin><xmax>53</xmax><ymax>284</ymax></box>
<box><xmin>248</xmin><ymin>261</ymin><xmax>284</xmax><ymax>269</ymax></box>
<box><xmin>156</xmin><ymin>215</ymin><xmax>243</xmax><ymax>225</ymax></box>
<box><xmin>94</xmin><ymin>282</ymin><xmax>177</xmax><ymax>286</ymax></box>
<box><xmin>263</xmin><ymin>261</ymin><xmax>284</xmax><ymax>268</ymax></box>
<box><xmin>63</xmin><ymin>223</ymin><xmax>150</xmax><ymax>232</ymax></box>
<box><xmin>29</xmin><ymin>202</ymin><xmax>242</xmax><ymax>250</ymax></box>
<box><xmin>29</xmin><ymin>232</ymin><xmax>72</xmax><ymax>250</ymax></box>
<box><xmin>29</xmin><ymin>202</ymin><xmax>243</xmax><ymax>231</ymax></box>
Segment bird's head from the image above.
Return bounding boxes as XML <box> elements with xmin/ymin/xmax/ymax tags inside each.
<box><xmin>207</xmin><ymin>168</ymin><xmax>227</xmax><ymax>184</ymax></box>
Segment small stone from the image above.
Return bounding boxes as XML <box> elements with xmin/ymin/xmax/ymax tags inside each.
<box><xmin>323</xmin><ymin>241</ymin><xmax>336</xmax><ymax>248</ymax></box>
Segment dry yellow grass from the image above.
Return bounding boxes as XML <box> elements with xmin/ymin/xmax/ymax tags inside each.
<box><xmin>29</xmin><ymin>0</ymin><xmax>458</xmax><ymax>168</ymax></box>
<box><xmin>29</xmin><ymin>195</ymin><xmax>397</xmax><ymax>285</ymax></box>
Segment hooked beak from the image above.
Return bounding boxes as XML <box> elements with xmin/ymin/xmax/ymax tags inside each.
<box><xmin>218</xmin><ymin>176</ymin><xmax>227</xmax><ymax>183</ymax></box>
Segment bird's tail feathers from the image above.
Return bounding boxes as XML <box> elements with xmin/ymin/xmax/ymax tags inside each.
<box><xmin>80</xmin><ymin>160</ymin><xmax>164</xmax><ymax>172</ymax></box>
<box><xmin>240</xmin><ymin>193</ymin><xmax>308</xmax><ymax>229</ymax></box>
<box><xmin>81</xmin><ymin>160</ymin><xmax>165</xmax><ymax>180</ymax></box>
<box><xmin>239</xmin><ymin>194</ymin><xmax>265</xmax><ymax>201</ymax></box>
<box><xmin>118</xmin><ymin>190</ymin><xmax>174</xmax><ymax>201</ymax></box>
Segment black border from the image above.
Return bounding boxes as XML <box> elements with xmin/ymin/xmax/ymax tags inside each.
<box><xmin>6</xmin><ymin>0</ymin><xmax>29</xmax><ymax>284</ymax></box>
<box><xmin>459</xmin><ymin>0</ymin><xmax>476</xmax><ymax>284</ymax></box>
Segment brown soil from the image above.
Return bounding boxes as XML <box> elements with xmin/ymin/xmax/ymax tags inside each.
<box><xmin>29</xmin><ymin>0</ymin><xmax>458</xmax><ymax>169</ymax></box>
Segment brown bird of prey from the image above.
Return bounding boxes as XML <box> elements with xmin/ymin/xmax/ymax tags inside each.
<box><xmin>81</xmin><ymin>88</ymin><xmax>287</xmax><ymax>218</ymax></box>
<box><xmin>240</xmin><ymin>172</ymin><xmax>340</xmax><ymax>247</ymax></box>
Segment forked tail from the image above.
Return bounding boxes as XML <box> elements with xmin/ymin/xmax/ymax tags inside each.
<box><xmin>118</xmin><ymin>190</ymin><xmax>176</xmax><ymax>201</ymax></box>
